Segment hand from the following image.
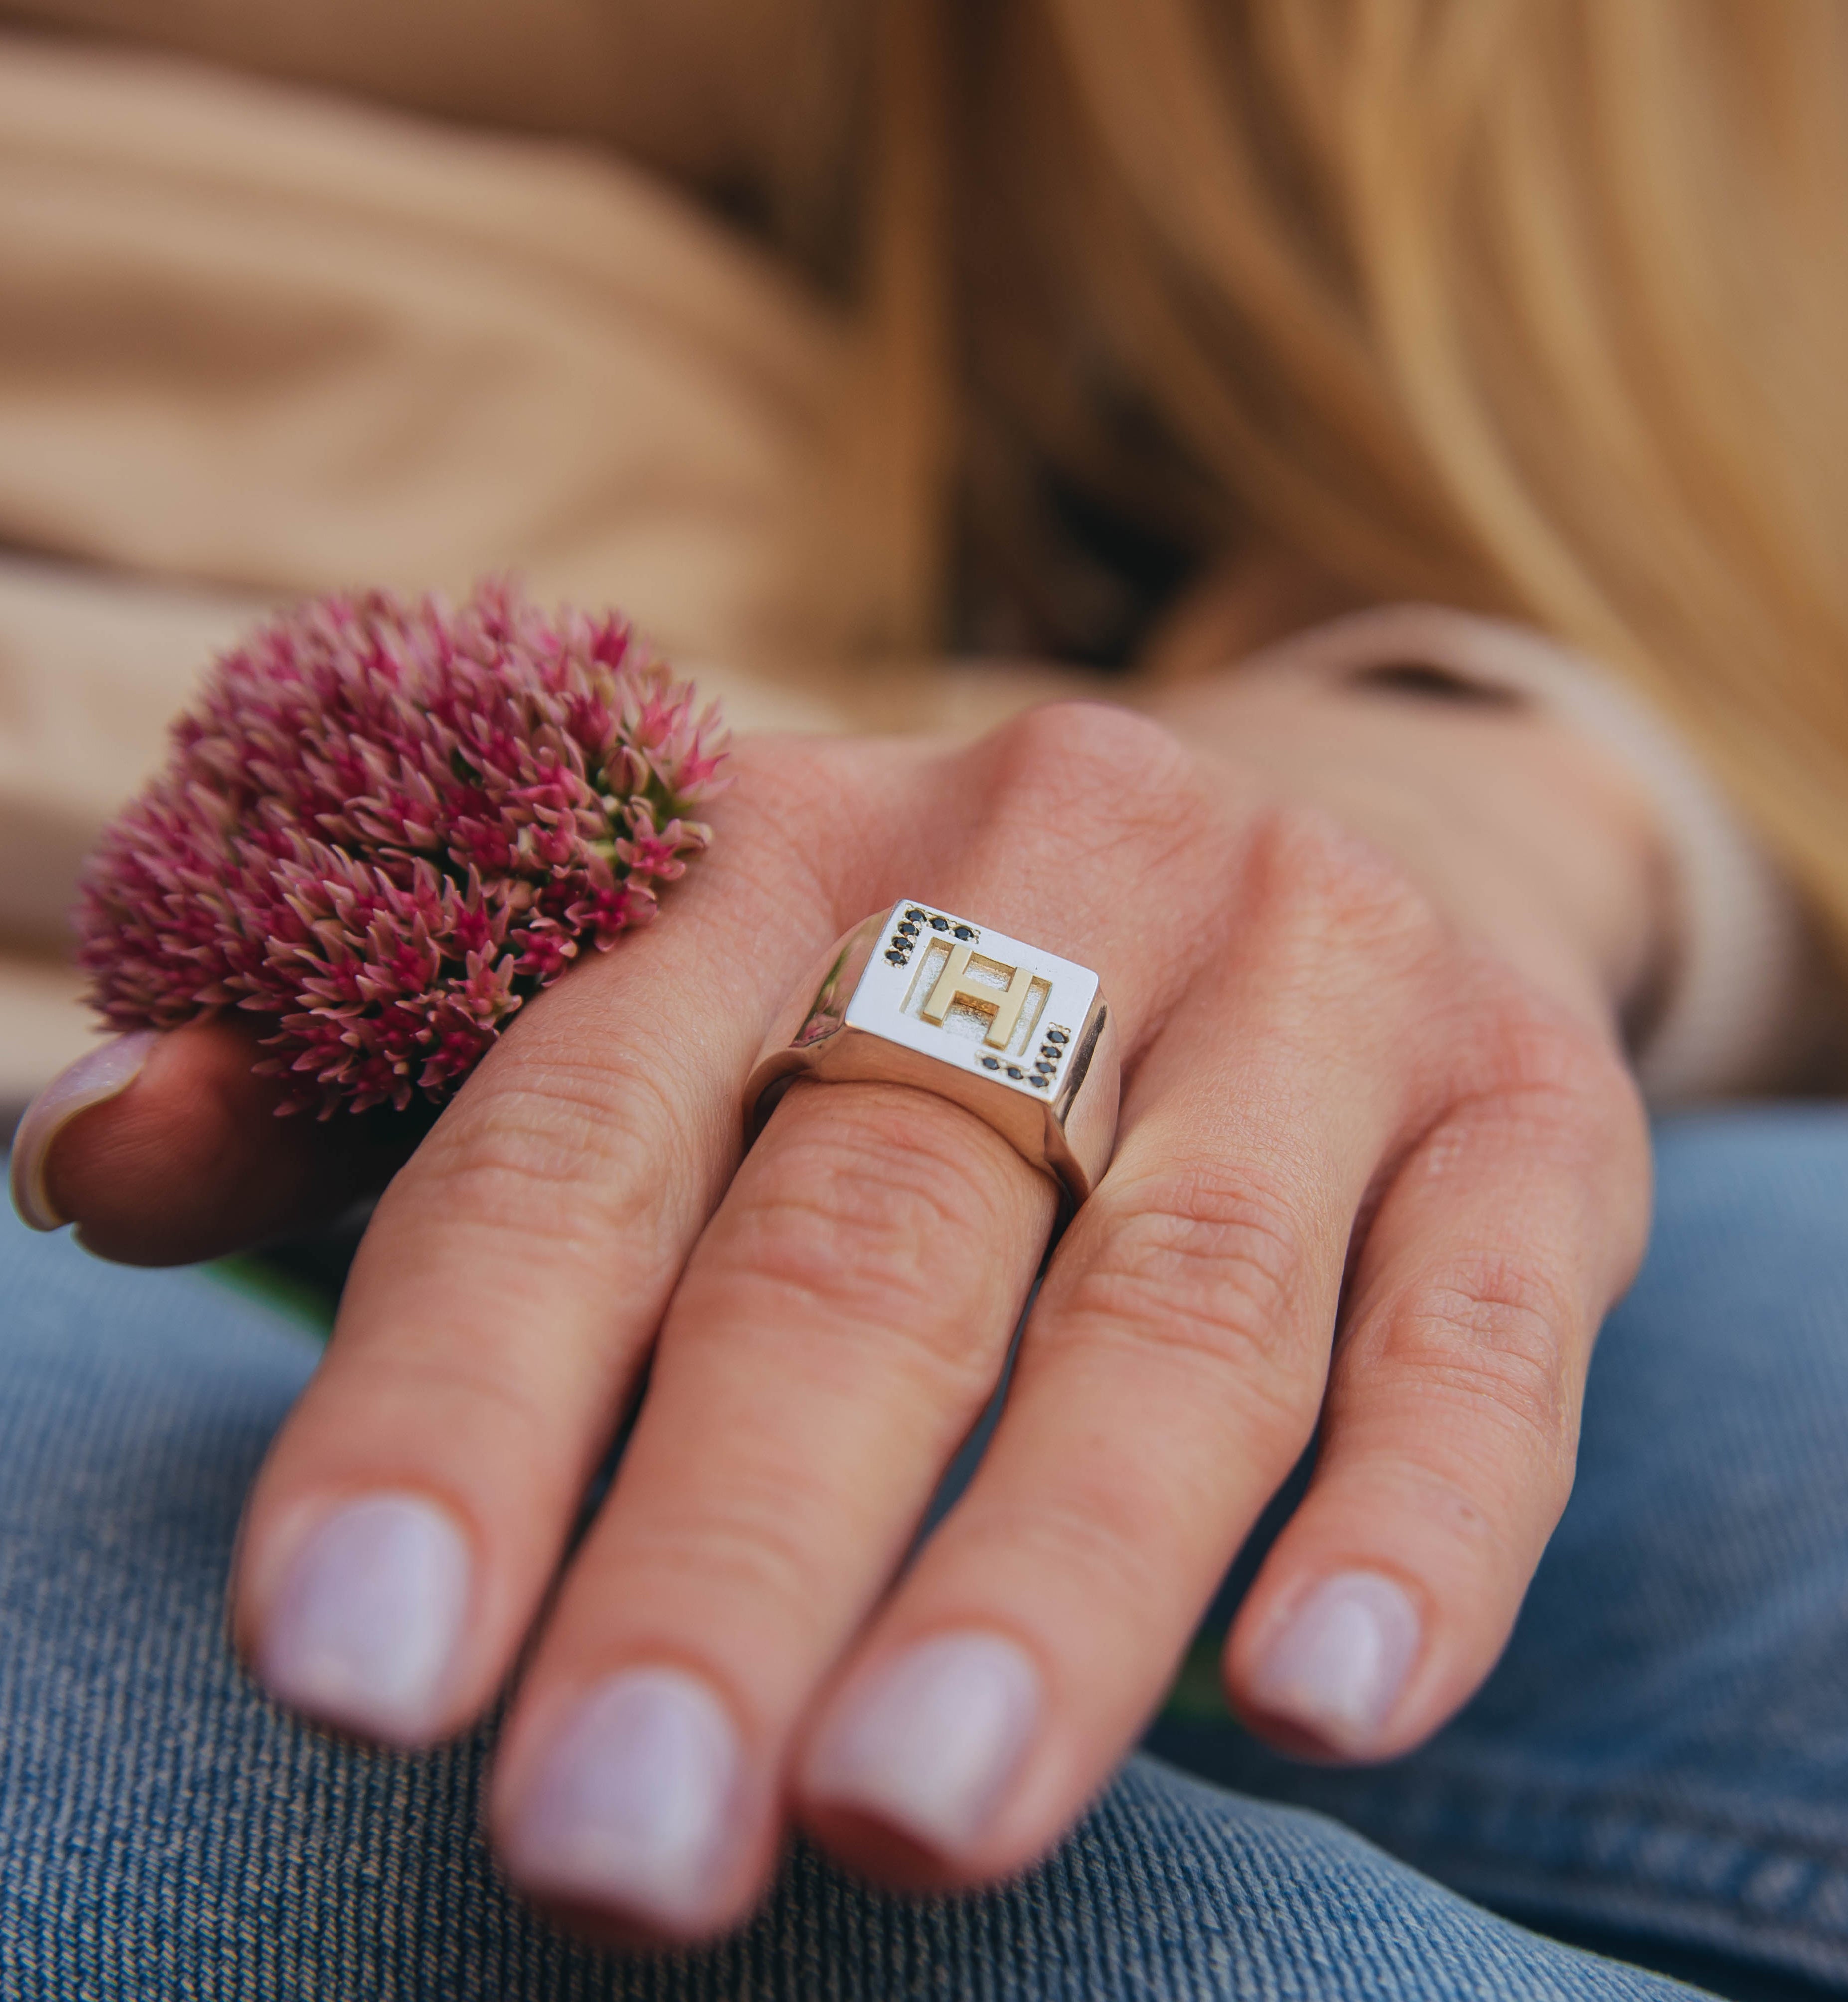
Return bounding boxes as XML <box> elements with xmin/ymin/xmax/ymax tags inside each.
<box><xmin>22</xmin><ymin>688</ymin><xmax>1658</xmax><ymax>1942</ymax></box>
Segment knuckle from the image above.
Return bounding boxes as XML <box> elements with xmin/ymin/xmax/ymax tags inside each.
<box><xmin>720</xmin><ymin>733</ymin><xmax>919</xmax><ymax>913</ymax></box>
<box><xmin>717</xmin><ymin>1090</ymin><xmax>1025</xmax><ymax>1384</ymax></box>
<box><xmin>1235</xmin><ymin>803</ymin><xmax>1448</xmax><ymax>975</ymax></box>
<box><xmin>727</xmin><ymin>731</ymin><xmax>884</xmax><ymax>821</ymax></box>
<box><xmin>406</xmin><ymin>1055</ymin><xmax>683</xmax><ymax>1257</ymax></box>
<box><xmin>1451</xmin><ymin>993</ymin><xmax>1651</xmax><ymax>1237</ymax></box>
<box><xmin>1463</xmin><ymin>978</ymin><xmax>1638</xmax><ymax>1127</ymax></box>
<box><xmin>1051</xmin><ymin>1165</ymin><xmax>1320</xmax><ymax>1420</ymax></box>
<box><xmin>1368</xmin><ymin>1255</ymin><xmax>1581</xmax><ymax>1470</ymax></box>
<box><xmin>991</xmin><ymin>699</ymin><xmax>1188</xmax><ymax>790</ymax></box>
<box><xmin>977</xmin><ymin>701</ymin><xmax>1208</xmax><ymax>856</ymax></box>
<box><xmin>1492</xmin><ymin>1002</ymin><xmax>1606</xmax><ymax>1101</ymax></box>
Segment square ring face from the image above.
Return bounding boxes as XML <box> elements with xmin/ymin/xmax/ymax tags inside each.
<box><xmin>846</xmin><ymin>900</ymin><xmax>1101</xmax><ymax>1097</ymax></box>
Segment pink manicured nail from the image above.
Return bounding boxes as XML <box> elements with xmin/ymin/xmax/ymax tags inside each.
<box><xmin>803</xmin><ymin>1631</ymin><xmax>1041</xmax><ymax>1858</ymax></box>
<box><xmin>1246</xmin><ymin>1571</ymin><xmax>1421</xmax><ymax>1753</ymax></box>
<box><xmin>500</xmin><ymin>1668</ymin><xmax>744</xmax><ymax>1932</ymax></box>
<box><xmin>9</xmin><ymin>1031</ymin><xmax>160</xmax><ymax>1231</ymax></box>
<box><xmin>255</xmin><ymin>1492</ymin><xmax>472</xmax><ymax>1746</ymax></box>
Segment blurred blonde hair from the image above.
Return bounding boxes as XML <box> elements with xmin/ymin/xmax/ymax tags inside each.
<box><xmin>853</xmin><ymin>0</ymin><xmax>1848</xmax><ymax>962</ymax></box>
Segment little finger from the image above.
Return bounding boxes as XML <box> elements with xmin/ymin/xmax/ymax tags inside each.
<box><xmin>1227</xmin><ymin>1029</ymin><xmax>1650</xmax><ymax>1759</ymax></box>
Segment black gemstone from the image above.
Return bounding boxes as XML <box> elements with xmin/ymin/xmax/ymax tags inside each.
<box><xmin>1034</xmin><ymin>1060</ymin><xmax>1055</xmax><ymax>1074</ymax></box>
<box><xmin>905</xmin><ymin>907</ymin><xmax>926</xmax><ymax>921</ymax></box>
<box><xmin>899</xmin><ymin>921</ymin><xmax>919</xmax><ymax>937</ymax></box>
<box><xmin>930</xmin><ymin>915</ymin><xmax>950</xmax><ymax>931</ymax></box>
<box><xmin>1027</xmin><ymin>1074</ymin><xmax>1048</xmax><ymax>1088</ymax></box>
<box><xmin>884</xmin><ymin>950</ymin><xmax>906</xmax><ymax>965</ymax></box>
<box><xmin>1005</xmin><ymin>1065</ymin><xmax>1024</xmax><ymax>1080</ymax></box>
<box><xmin>1047</xmin><ymin>1029</ymin><xmax>1069</xmax><ymax>1045</ymax></box>
<box><xmin>953</xmin><ymin>924</ymin><xmax>974</xmax><ymax>940</ymax></box>
<box><xmin>1039</xmin><ymin>1044</ymin><xmax>1059</xmax><ymax>1060</ymax></box>
<box><xmin>981</xmin><ymin>1056</ymin><xmax>1001</xmax><ymax>1070</ymax></box>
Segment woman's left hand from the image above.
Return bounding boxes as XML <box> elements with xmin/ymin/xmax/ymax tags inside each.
<box><xmin>26</xmin><ymin>679</ymin><xmax>1663</xmax><ymax>1943</ymax></box>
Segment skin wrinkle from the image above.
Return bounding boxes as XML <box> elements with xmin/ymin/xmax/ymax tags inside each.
<box><xmin>403</xmin><ymin>987</ymin><xmax>740</xmax><ymax>1225</ymax></box>
<box><xmin>305</xmin><ymin>1286</ymin><xmax>660</xmax><ymax>1460</ymax></box>
<box><xmin>767</xmin><ymin>1080</ymin><xmax>1026</xmax><ymax>1209</ymax></box>
<box><xmin>599</xmin><ymin>1488</ymin><xmax>889</xmax><ymax>1638</ymax></box>
<box><xmin>972</xmin><ymin>700</ymin><xmax>1207</xmax><ymax>832</ymax></box>
<box><xmin>1114</xmin><ymin>872</ymin><xmax>1447</xmax><ymax>1316</ymax></box>
<box><xmin>679</xmin><ymin>1097</ymin><xmax>1040</xmax><ymax>1405</ymax></box>
<box><xmin>1232</xmin><ymin>796</ymin><xmax>1455</xmax><ymax>968</ymax></box>
<box><xmin>293</xmin><ymin>1356</ymin><xmax>604</xmax><ymax>1492</ymax></box>
<box><xmin>668</xmin><ymin>1282</ymin><xmax>1005</xmax><ymax>1439</ymax></box>
<box><xmin>1334</xmin><ymin>1116</ymin><xmax>1622</xmax><ymax>1406</ymax></box>
<box><xmin>382</xmin><ymin>1145</ymin><xmax>680</xmax><ymax>1268</ymax></box>
<box><xmin>695</xmin><ymin>741</ymin><xmax>895</xmax><ymax>942</ymax></box>
<box><xmin>1050</xmin><ymin>1174</ymin><xmax>1319</xmax><ymax>1381</ymax></box>
<box><xmin>1030</xmin><ymin>1306</ymin><xmax>1321</xmax><ymax>1468</ymax></box>
<box><xmin>681</xmin><ymin>1232</ymin><xmax>1025</xmax><ymax>1406</ymax></box>
<box><xmin>1363</xmin><ymin>1291</ymin><xmax>1580</xmax><ymax>1463</ymax></box>
<box><xmin>447</xmin><ymin>992</ymin><xmax>708</xmax><ymax>1123</ymax></box>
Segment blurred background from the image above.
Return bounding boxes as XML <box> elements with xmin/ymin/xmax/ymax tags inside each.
<box><xmin>7</xmin><ymin>0</ymin><xmax>1848</xmax><ymax>1140</ymax></box>
<box><xmin>0</xmin><ymin>2</ymin><xmax>895</xmax><ymax>1132</ymax></box>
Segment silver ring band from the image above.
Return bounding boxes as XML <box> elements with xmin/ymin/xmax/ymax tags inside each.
<box><xmin>743</xmin><ymin>900</ymin><xmax>1120</xmax><ymax>1206</ymax></box>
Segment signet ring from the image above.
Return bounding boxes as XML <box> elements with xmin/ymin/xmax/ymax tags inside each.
<box><xmin>743</xmin><ymin>901</ymin><xmax>1121</xmax><ymax>1207</ymax></box>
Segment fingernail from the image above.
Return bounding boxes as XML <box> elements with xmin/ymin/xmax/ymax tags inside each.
<box><xmin>804</xmin><ymin>1630</ymin><xmax>1041</xmax><ymax>1858</ymax></box>
<box><xmin>255</xmin><ymin>1492</ymin><xmax>472</xmax><ymax>1746</ymax></box>
<box><xmin>1247</xmin><ymin>1570</ymin><xmax>1421</xmax><ymax>1753</ymax></box>
<box><xmin>9</xmin><ymin>1031</ymin><xmax>160</xmax><ymax>1230</ymax></box>
<box><xmin>500</xmin><ymin>1668</ymin><xmax>743</xmax><ymax>1931</ymax></box>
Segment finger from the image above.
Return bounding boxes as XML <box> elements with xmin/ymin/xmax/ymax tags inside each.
<box><xmin>792</xmin><ymin>822</ymin><xmax>1442</xmax><ymax>1890</ymax></box>
<box><xmin>224</xmin><ymin>734</ymin><xmax>919</xmax><ymax>1753</ymax></box>
<box><xmin>486</xmin><ymin>1077</ymin><xmax>1055</xmax><ymax>1941</ymax></box>
<box><xmin>1226</xmin><ymin>1025</ymin><xmax>1649</xmax><ymax>1760</ymax></box>
<box><xmin>12</xmin><ymin>1019</ymin><xmax>419</xmax><ymax>1265</ymax></box>
<box><xmin>226</xmin><ymin>871</ymin><xmax>811</xmax><ymax>1744</ymax></box>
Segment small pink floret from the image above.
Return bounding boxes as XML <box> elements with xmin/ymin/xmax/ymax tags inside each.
<box><xmin>76</xmin><ymin>581</ymin><xmax>728</xmax><ymax>1115</ymax></box>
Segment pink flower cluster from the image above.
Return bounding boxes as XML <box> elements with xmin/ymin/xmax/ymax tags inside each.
<box><xmin>76</xmin><ymin>582</ymin><xmax>727</xmax><ymax>1115</ymax></box>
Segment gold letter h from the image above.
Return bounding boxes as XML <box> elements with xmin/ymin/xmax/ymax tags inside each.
<box><xmin>922</xmin><ymin>942</ymin><xmax>1034</xmax><ymax>1049</ymax></box>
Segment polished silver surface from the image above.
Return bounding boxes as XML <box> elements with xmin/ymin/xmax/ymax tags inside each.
<box><xmin>744</xmin><ymin>900</ymin><xmax>1120</xmax><ymax>1207</ymax></box>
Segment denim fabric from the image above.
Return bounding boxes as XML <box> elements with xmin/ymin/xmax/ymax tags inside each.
<box><xmin>1</xmin><ymin>1110</ymin><xmax>1841</xmax><ymax>2000</ymax></box>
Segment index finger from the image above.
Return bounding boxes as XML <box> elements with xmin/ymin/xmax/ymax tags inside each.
<box><xmin>227</xmin><ymin>743</ymin><xmax>898</xmax><ymax>1745</ymax></box>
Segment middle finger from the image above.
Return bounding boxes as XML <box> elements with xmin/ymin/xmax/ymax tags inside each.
<box><xmin>489</xmin><ymin>1073</ymin><xmax>1055</xmax><ymax>1937</ymax></box>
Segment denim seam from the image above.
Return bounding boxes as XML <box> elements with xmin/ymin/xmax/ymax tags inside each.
<box><xmin>1344</xmin><ymin>1770</ymin><xmax>1848</xmax><ymax>1985</ymax></box>
<box><xmin>1430</xmin><ymin>1853</ymin><xmax>1848</xmax><ymax>1993</ymax></box>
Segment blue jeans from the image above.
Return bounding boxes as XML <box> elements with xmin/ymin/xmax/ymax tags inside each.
<box><xmin>2</xmin><ymin>1111</ymin><xmax>1846</xmax><ymax>2001</ymax></box>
